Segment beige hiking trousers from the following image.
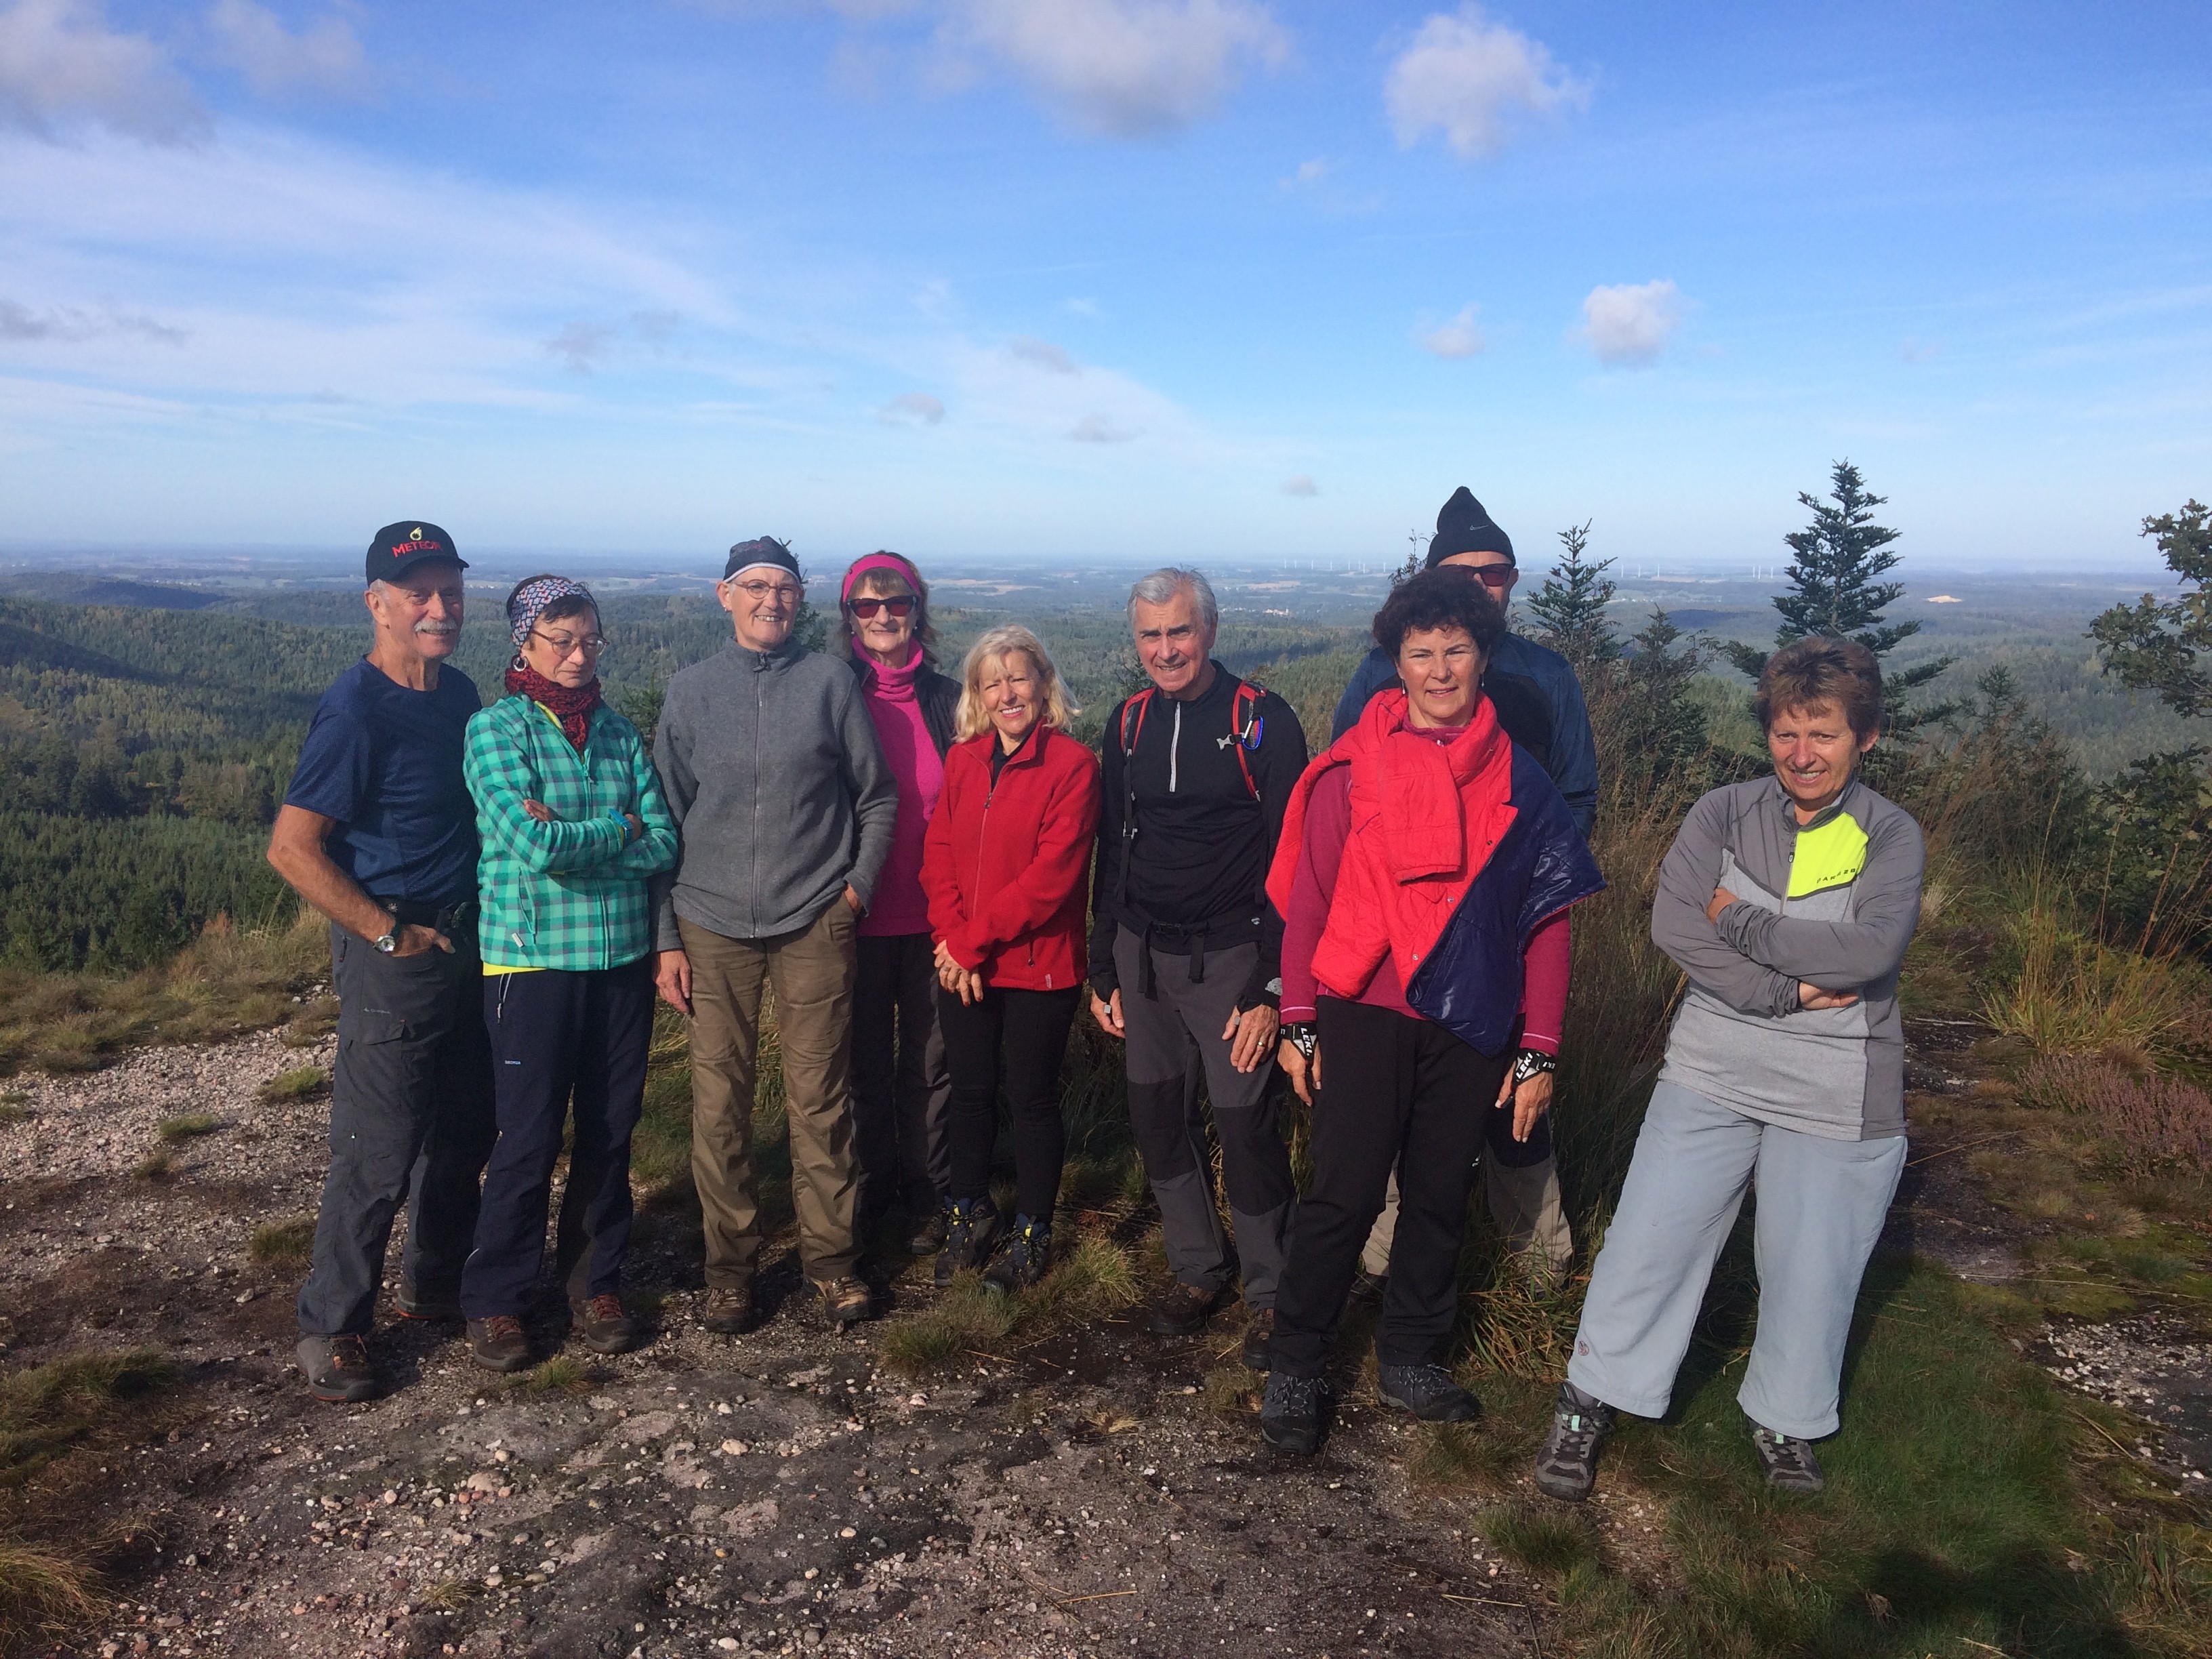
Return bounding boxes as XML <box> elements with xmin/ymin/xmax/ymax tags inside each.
<box><xmin>680</xmin><ymin>903</ymin><xmax>860</xmax><ymax>1287</ymax></box>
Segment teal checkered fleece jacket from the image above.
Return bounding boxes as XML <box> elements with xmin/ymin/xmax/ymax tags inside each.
<box><xmin>462</xmin><ymin>695</ymin><xmax>680</xmax><ymax>970</ymax></box>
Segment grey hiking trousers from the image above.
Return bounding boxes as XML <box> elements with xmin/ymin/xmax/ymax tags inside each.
<box><xmin>1566</xmin><ymin>1080</ymin><xmax>1906</xmax><ymax>1441</ymax></box>
<box><xmin>1113</xmin><ymin>926</ymin><xmax>1295</xmax><ymax>1309</ymax></box>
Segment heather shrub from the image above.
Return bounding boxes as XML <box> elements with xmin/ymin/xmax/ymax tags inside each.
<box><xmin>2018</xmin><ymin>1052</ymin><xmax>2212</xmax><ymax>1179</ymax></box>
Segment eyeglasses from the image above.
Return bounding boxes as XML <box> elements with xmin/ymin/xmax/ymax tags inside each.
<box><xmin>729</xmin><ymin>579</ymin><xmax>801</xmax><ymax>602</ymax></box>
<box><xmin>531</xmin><ymin>630</ymin><xmax>609</xmax><ymax>659</ymax></box>
<box><xmin>1467</xmin><ymin>565</ymin><xmax>1515</xmax><ymax>588</ymax></box>
<box><xmin>846</xmin><ymin>594</ymin><xmax>916</xmax><ymax>619</ymax></box>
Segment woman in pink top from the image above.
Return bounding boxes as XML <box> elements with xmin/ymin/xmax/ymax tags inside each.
<box><xmin>836</xmin><ymin>552</ymin><xmax>962</xmax><ymax>1254</ymax></box>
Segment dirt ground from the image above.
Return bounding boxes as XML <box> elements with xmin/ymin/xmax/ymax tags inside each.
<box><xmin>1</xmin><ymin>1034</ymin><xmax>1553</xmax><ymax>1659</ymax></box>
<box><xmin>1</xmin><ymin>1021</ymin><xmax>2203</xmax><ymax>1658</ymax></box>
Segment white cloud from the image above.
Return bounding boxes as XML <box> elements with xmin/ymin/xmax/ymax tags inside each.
<box><xmin>1282</xmin><ymin>473</ymin><xmax>1317</xmax><ymax>496</ymax></box>
<box><xmin>945</xmin><ymin>0</ymin><xmax>1288</xmax><ymax>138</ymax></box>
<box><xmin>1008</xmin><ymin>333</ymin><xmax>1078</xmax><ymax>373</ymax></box>
<box><xmin>881</xmin><ymin>390</ymin><xmax>945</xmax><ymax>424</ymax></box>
<box><xmin>1280</xmin><ymin>156</ymin><xmax>1326</xmax><ymax>190</ymax></box>
<box><xmin>205</xmin><ymin>0</ymin><xmax>367</xmax><ymax>98</ymax></box>
<box><xmin>1416</xmin><ymin>302</ymin><xmax>1483</xmax><ymax>359</ymax></box>
<box><xmin>1069</xmin><ymin>411</ymin><xmax>1139</xmax><ymax>443</ymax></box>
<box><xmin>1385</xmin><ymin>5</ymin><xmax>1586</xmax><ymax>162</ymax></box>
<box><xmin>0</xmin><ymin>0</ymin><xmax>206</xmax><ymax>142</ymax></box>
<box><xmin>1579</xmin><ymin>279</ymin><xmax>1684</xmax><ymax>366</ymax></box>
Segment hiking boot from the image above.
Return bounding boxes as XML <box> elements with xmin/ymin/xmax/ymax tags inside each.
<box><xmin>1260</xmin><ymin>1372</ymin><xmax>1331</xmax><ymax>1456</ymax></box>
<box><xmin>1146</xmin><ymin>1279</ymin><xmax>1227</xmax><ymax>1338</ymax></box>
<box><xmin>907</xmin><ymin>1201</ymin><xmax>951</xmax><ymax>1256</ymax></box>
<box><xmin>465</xmin><ymin>1315</ymin><xmax>531</xmax><ymax>1374</ymax></box>
<box><xmin>813</xmin><ymin>1275</ymin><xmax>875</xmax><ymax>1329</ymax></box>
<box><xmin>982</xmin><ymin>1216</ymin><xmax>1051</xmax><ymax>1294</ymax></box>
<box><xmin>700</xmin><ymin>1285</ymin><xmax>761</xmax><ymax>1336</ymax></box>
<box><xmin>1241</xmin><ymin>1307</ymin><xmax>1275</xmax><ymax>1372</ymax></box>
<box><xmin>1377</xmin><ymin>1361</ymin><xmax>1481</xmax><ymax>1422</ymax></box>
<box><xmin>1534</xmin><ymin>1384</ymin><xmax>1616</xmax><ymax>1502</ymax></box>
<box><xmin>1748</xmin><ymin>1422</ymin><xmax>1826</xmax><ymax>1494</ymax></box>
<box><xmin>569</xmin><ymin>1294</ymin><xmax>638</xmax><ymax>1355</ymax></box>
<box><xmin>296</xmin><ymin>1334</ymin><xmax>377</xmax><ymax>1404</ymax></box>
<box><xmin>934</xmin><ymin>1198</ymin><xmax>1002</xmax><ymax>1286</ymax></box>
<box><xmin>394</xmin><ymin>1281</ymin><xmax>462</xmax><ymax>1322</ymax></box>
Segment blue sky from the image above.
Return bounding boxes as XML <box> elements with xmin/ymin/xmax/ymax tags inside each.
<box><xmin>0</xmin><ymin>0</ymin><xmax>2207</xmax><ymax>571</ymax></box>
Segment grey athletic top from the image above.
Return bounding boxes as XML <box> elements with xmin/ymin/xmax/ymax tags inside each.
<box><xmin>1650</xmin><ymin>774</ymin><xmax>1925</xmax><ymax>1141</ymax></box>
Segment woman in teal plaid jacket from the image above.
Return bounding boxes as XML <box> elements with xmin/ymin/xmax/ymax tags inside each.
<box><xmin>456</xmin><ymin>575</ymin><xmax>679</xmax><ymax>1373</ymax></box>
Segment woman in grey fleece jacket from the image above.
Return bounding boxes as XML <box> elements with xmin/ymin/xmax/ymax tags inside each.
<box><xmin>1536</xmin><ymin>636</ymin><xmax>1925</xmax><ymax>1502</ymax></box>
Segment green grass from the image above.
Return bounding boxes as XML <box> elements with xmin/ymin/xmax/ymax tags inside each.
<box><xmin>256</xmin><ymin>1065</ymin><xmax>328</xmax><ymax>1103</ymax></box>
<box><xmin>512</xmin><ymin>1355</ymin><xmax>596</xmax><ymax>1395</ymax></box>
<box><xmin>155</xmin><ymin>1111</ymin><xmax>220</xmax><ymax>1142</ymax></box>
<box><xmin>1481</xmin><ymin>1260</ymin><xmax>2211</xmax><ymax>1658</ymax></box>
<box><xmin>878</xmin><ymin>1230</ymin><xmax>1141</xmax><ymax>1376</ymax></box>
<box><xmin>247</xmin><ymin>1214</ymin><xmax>315</xmax><ymax>1265</ymax></box>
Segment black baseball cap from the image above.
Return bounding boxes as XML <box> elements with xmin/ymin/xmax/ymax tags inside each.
<box><xmin>366</xmin><ymin>520</ymin><xmax>468</xmax><ymax>583</ymax></box>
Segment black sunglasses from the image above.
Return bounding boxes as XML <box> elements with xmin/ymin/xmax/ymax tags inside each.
<box><xmin>847</xmin><ymin>594</ymin><xmax>917</xmax><ymax>619</ymax></box>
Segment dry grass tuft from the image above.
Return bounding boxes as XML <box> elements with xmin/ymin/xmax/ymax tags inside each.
<box><xmin>0</xmin><ymin>1540</ymin><xmax>100</xmax><ymax>1649</ymax></box>
<box><xmin>1983</xmin><ymin>901</ymin><xmax>2206</xmax><ymax>1059</ymax></box>
<box><xmin>0</xmin><ymin>909</ymin><xmax>329</xmax><ymax>1076</ymax></box>
<box><xmin>514</xmin><ymin>1355</ymin><xmax>596</xmax><ymax>1395</ymax></box>
<box><xmin>257</xmin><ymin>1065</ymin><xmax>329</xmax><ymax>1103</ymax></box>
<box><xmin>248</xmin><ymin>1215</ymin><xmax>315</xmax><ymax>1265</ymax></box>
<box><xmin>129</xmin><ymin>1149</ymin><xmax>173</xmax><ymax>1182</ymax></box>
<box><xmin>155</xmin><ymin>1111</ymin><xmax>221</xmax><ymax>1142</ymax></box>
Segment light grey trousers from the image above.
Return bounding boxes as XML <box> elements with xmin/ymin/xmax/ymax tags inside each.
<box><xmin>1565</xmin><ymin>1079</ymin><xmax>1906</xmax><ymax>1441</ymax></box>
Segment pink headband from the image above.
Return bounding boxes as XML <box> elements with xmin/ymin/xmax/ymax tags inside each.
<box><xmin>841</xmin><ymin>552</ymin><xmax>921</xmax><ymax>606</ymax></box>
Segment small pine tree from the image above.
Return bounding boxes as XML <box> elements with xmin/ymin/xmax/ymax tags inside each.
<box><xmin>1726</xmin><ymin>460</ymin><xmax>1952</xmax><ymax>727</ymax></box>
<box><xmin>2090</xmin><ymin>499</ymin><xmax>2212</xmax><ymax>717</ymax></box>
<box><xmin>1525</xmin><ymin>520</ymin><xmax>1620</xmax><ymax>677</ymax></box>
<box><xmin>1617</xmin><ymin>609</ymin><xmax>1712</xmax><ymax>781</ymax></box>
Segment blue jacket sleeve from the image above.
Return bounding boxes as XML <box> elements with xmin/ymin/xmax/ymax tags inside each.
<box><xmin>617</xmin><ymin>724</ymin><xmax>681</xmax><ymax>879</ymax></box>
<box><xmin>1538</xmin><ymin>651</ymin><xmax>1599</xmax><ymax>838</ymax></box>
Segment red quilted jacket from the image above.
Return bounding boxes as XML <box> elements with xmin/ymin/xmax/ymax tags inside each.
<box><xmin>921</xmin><ymin>725</ymin><xmax>1101</xmax><ymax>992</ymax></box>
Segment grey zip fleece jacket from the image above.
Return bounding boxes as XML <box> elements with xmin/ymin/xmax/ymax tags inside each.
<box><xmin>653</xmin><ymin>640</ymin><xmax>898</xmax><ymax>949</ymax></box>
<box><xmin>1651</xmin><ymin>774</ymin><xmax>1925</xmax><ymax>1141</ymax></box>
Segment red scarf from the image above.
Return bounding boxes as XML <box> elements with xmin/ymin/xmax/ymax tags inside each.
<box><xmin>506</xmin><ymin>663</ymin><xmax>602</xmax><ymax>753</ymax></box>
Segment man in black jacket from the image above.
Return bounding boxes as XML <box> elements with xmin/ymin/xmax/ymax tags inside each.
<box><xmin>1090</xmin><ymin>568</ymin><xmax>1308</xmax><ymax>1371</ymax></box>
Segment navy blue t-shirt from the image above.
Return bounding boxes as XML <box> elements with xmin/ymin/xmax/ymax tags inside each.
<box><xmin>283</xmin><ymin>658</ymin><xmax>483</xmax><ymax>908</ymax></box>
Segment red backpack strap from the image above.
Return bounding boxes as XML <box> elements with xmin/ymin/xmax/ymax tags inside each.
<box><xmin>1229</xmin><ymin>682</ymin><xmax>1261</xmax><ymax>800</ymax></box>
<box><xmin>1119</xmin><ymin>687</ymin><xmax>1154</xmax><ymax>758</ymax></box>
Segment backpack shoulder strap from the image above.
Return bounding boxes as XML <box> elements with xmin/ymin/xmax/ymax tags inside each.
<box><xmin>1229</xmin><ymin>681</ymin><xmax>1261</xmax><ymax>801</ymax></box>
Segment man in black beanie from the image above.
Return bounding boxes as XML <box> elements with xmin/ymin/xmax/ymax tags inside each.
<box><xmin>1329</xmin><ymin>487</ymin><xmax>1598</xmax><ymax>1284</ymax></box>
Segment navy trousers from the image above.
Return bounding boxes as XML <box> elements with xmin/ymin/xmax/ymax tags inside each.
<box><xmin>460</xmin><ymin>960</ymin><xmax>655</xmax><ymax>1319</ymax></box>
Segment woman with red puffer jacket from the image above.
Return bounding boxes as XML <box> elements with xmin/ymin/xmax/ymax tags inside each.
<box><xmin>919</xmin><ymin>625</ymin><xmax>1101</xmax><ymax>1292</ymax></box>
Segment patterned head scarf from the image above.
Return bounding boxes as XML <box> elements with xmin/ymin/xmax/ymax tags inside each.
<box><xmin>508</xmin><ymin>575</ymin><xmax>592</xmax><ymax>649</ymax></box>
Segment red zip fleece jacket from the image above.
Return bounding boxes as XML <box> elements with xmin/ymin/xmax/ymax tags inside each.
<box><xmin>921</xmin><ymin>724</ymin><xmax>1102</xmax><ymax>993</ymax></box>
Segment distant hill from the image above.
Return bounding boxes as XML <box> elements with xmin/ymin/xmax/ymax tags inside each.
<box><xmin>0</xmin><ymin>573</ymin><xmax>224</xmax><ymax>611</ymax></box>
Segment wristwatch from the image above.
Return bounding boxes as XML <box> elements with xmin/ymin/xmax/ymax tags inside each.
<box><xmin>374</xmin><ymin>928</ymin><xmax>400</xmax><ymax>954</ymax></box>
<box><xmin>1512</xmin><ymin>1048</ymin><xmax>1558</xmax><ymax>1086</ymax></box>
<box><xmin>1282</xmin><ymin>1021</ymin><xmax>1319</xmax><ymax>1063</ymax></box>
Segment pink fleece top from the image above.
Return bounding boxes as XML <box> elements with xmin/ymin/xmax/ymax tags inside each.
<box><xmin>859</xmin><ymin>642</ymin><xmax>943</xmax><ymax>937</ymax></box>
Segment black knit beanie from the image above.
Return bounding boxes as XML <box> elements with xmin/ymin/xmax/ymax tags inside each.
<box><xmin>724</xmin><ymin>537</ymin><xmax>801</xmax><ymax>581</ymax></box>
<box><xmin>1427</xmin><ymin>487</ymin><xmax>1514</xmax><ymax>567</ymax></box>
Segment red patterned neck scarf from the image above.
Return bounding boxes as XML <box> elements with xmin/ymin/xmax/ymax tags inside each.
<box><xmin>506</xmin><ymin>663</ymin><xmax>602</xmax><ymax>752</ymax></box>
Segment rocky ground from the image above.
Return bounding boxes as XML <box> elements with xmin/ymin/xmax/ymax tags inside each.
<box><xmin>1</xmin><ymin>1020</ymin><xmax>2204</xmax><ymax>1658</ymax></box>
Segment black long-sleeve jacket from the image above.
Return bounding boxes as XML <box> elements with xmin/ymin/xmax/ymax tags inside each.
<box><xmin>1088</xmin><ymin>665</ymin><xmax>1308</xmax><ymax>1009</ymax></box>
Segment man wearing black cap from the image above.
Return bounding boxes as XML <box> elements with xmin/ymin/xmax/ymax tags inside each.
<box><xmin>651</xmin><ymin>537</ymin><xmax>898</xmax><ymax>1333</ymax></box>
<box><xmin>268</xmin><ymin>523</ymin><xmax>498</xmax><ymax>1403</ymax></box>
<box><xmin>1330</xmin><ymin>488</ymin><xmax>1598</xmax><ymax>1282</ymax></box>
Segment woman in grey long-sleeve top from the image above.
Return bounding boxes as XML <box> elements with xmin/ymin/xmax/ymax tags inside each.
<box><xmin>1534</xmin><ymin>636</ymin><xmax>1925</xmax><ymax>1504</ymax></box>
<box><xmin>651</xmin><ymin>537</ymin><xmax>899</xmax><ymax>1334</ymax></box>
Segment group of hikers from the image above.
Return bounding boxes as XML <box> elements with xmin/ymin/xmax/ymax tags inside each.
<box><xmin>266</xmin><ymin>489</ymin><xmax>1922</xmax><ymax>1501</ymax></box>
